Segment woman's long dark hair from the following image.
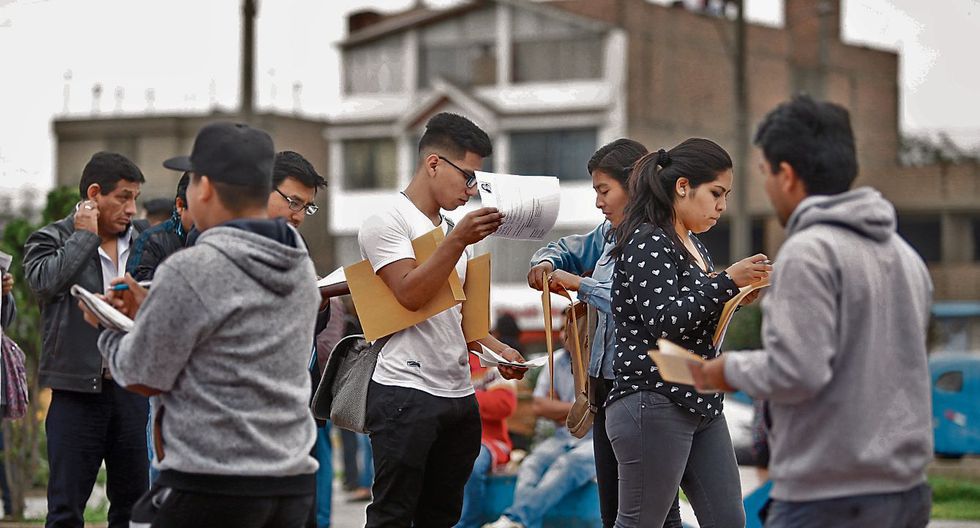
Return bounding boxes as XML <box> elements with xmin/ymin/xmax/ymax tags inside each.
<box><xmin>610</xmin><ymin>138</ymin><xmax>733</xmax><ymax>264</ymax></box>
<box><xmin>588</xmin><ymin>138</ymin><xmax>648</xmax><ymax>189</ymax></box>
<box><xmin>588</xmin><ymin>138</ymin><xmax>649</xmax><ymax>245</ymax></box>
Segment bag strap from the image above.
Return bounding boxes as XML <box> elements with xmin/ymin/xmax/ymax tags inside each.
<box><xmin>541</xmin><ymin>273</ymin><xmax>585</xmax><ymax>400</ymax></box>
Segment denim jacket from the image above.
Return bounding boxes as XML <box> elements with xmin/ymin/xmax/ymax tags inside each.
<box><xmin>530</xmin><ymin>222</ymin><xmax>616</xmax><ymax>379</ymax></box>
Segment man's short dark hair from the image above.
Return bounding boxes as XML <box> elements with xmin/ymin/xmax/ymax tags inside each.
<box><xmin>273</xmin><ymin>151</ymin><xmax>326</xmax><ymax>192</ymax></box>
<box><xmin>78</xmin><ymin>151</ymin><xmax>146</xmax><ymax>198</ymax></box>
<box><xmin>418</xmin><ymin>113</ymin><xmax>492</xmax><ymax>160</ymax></box>
<box><xmin>176</xmin><ymin>172</ymin><xmax>191</xmax><ymax>204</ymax></box>
<box><xmin>143</xmin><ymin>198</ymin><xmax>174</xmax><ymax>220</ymax></box>
<box><xmin>754</xmin><ymin>94</ymin><xmax>858</xmax><ymax>196</ymax></box>
<box><xmin>192</xmin><ymin>173</ymin><xmax>269</xmax><ymax>214</ymax></box>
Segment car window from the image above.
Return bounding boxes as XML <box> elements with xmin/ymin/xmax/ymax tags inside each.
<box><xmin>936</xmin><ymin>371</ymin><xmax>964</xmax><ymax>393</ymax></box>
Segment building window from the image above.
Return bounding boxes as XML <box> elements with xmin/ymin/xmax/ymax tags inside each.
<box><xmin>511</xmin><ymin>7</ymin><xmax>604</xmax><ymax>83</ymax></box>
<box><xmin>418</xmin><ymin>7</ymin><xmax>496</xmax><ymax>89</ymax></box>
<box><xmin>898</xmin><ymin>215</ymin><xmax>942</xmax><ymax>263</ymax></box>
<box><xmin>973</xmin><ymin>217</ymin><xmax>980</xmax><ymax>262</ymax></box>
<box><xmin>420</xmin><ymin>44</ymin><xmax>497</xmax><ymax>88</ymax></box>
<box><xmin>343</xmin><ymin>139</ymin><xmax>398</xmax><ymax>190</ymax></box>
<box><xmin>509</xmin><ymin>129</ymin><xmax>597</xmax><ymax>181</ymax></box>
<box><xmin>513</xmin><ymin>38</ymin><xmax>603</xmax><ymax>83</ymax></box>
<box><xmin>344</xmin><ymin>36</ymin><xmax>405</xmax><ymax>94</ymax></box>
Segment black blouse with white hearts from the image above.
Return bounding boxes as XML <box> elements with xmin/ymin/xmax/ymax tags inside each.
<box><xmin>608</xmin><ymin>223</ymin><xmax>740</xmax><ymax>417</ymax></box>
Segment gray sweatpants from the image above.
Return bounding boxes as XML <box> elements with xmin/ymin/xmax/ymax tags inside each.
<box><xmin>605</xmin><ymin>390</ymin><xmax>744</xmax><ymax>528</ymax></box>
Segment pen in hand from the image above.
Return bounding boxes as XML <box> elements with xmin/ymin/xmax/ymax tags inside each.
<box><xmin>110</xmin><ymin>281</ymin><xmax>152</xmax><ymax>291</ymax></box>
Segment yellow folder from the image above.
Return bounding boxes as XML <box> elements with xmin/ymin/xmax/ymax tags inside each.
<box><xmin>347</xmin><ymin>228</ymin><xmax>466</xmax><ymax>342</ymax></box>
<box><xmin>461</xmin><ymin>253</ymin><xmax>491</xmax><ymax>343</ymax></box>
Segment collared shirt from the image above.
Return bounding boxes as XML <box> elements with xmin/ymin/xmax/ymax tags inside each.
<box><xmin>98</xmin><ymin>226</ymin><xmax>133</xmax><ymax>293</ymax></box>
<box><xmin>97</xmin><ymin>226</ymin><xmax>132</xmax><ymax>371</ymax></box>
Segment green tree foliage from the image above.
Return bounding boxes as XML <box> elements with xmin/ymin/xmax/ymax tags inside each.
<box><xmin>0</xmin><ymin>186</ymin><xmax>76</xmax><ymax>519</ymax></box>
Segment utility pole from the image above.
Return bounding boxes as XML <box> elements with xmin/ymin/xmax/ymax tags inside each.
<box><xmin>731</xmin><ymin>0</ymin><xmax>751</xmax><ymax>261</ymax></box>
<box><xmin>241</xmin><ymin>0</ymin><xmax>257</xmax><ymax>118</ymax></box>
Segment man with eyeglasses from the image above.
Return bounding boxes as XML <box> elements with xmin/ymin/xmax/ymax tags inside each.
<box><xmin>357</xmin><ymin>112</ymin><xmax>527</xmax><ymax>527</ymax></box>
<box><xmin>268</xmin><ymin>150</ymin><xmax>325</xmax><ymax>229</ymax></box>
<box><xmin>265</xmin><ymin>149</ymin><xmax>336</xmax><ymax>528</ymax></box>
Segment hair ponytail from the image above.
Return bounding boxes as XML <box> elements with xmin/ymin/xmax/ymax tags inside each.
<box><xmin>610</xmin><ymin>138</ymin><xmax>733</xmax><ymax>264</ymax></box>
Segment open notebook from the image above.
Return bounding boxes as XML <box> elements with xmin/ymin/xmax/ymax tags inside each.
<box><xmin>70</xmin><ymin>285</ymin><xmax>134</xmax><ymax>333</ymax></box>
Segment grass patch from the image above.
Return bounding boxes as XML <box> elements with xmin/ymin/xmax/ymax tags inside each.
<box><xmin>930</xmin><ymin>475</ymin><xmax>980</xmax><ymax>520</ymax></box>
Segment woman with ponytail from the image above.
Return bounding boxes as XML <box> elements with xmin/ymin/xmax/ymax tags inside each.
<box><xmin>606</xmin><ymin>138</ymin><xmax>770</xmax><ymax>527</ymax></box>
<box><xmin>521</xmin><ymin>139</ymin><xmax>680</xmax><ymax>528</ymax></box>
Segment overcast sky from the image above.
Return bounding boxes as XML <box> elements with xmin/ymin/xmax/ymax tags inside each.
<box><xmin>0</xmin><ymin>0</ymin><xmax>977</xmax><ymax>196</ymax></box>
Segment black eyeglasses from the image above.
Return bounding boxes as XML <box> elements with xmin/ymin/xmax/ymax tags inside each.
<box><xmin>275</xmin><ymin>188</ymin><xmax>319</xmax><ymax>216</ymax></box>
<box><xmin>437</xmin><ymin>155</ymin><xmax>478</xmax><ymax>188</ymax></box>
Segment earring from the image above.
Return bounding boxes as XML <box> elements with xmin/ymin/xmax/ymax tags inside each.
<box><xmin>679</xmin><ymin>190</ymin><xmax>686</xmax><ymax>197</ymax></box>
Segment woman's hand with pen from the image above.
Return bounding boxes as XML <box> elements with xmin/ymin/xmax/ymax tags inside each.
<box><xmin>106</xmin><ymin>274</ymin><xmax>148</xmax><ymax>318</ymax></box>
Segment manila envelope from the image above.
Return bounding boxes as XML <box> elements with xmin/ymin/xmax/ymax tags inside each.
<box><xmin>461</xmin><ymin>253</ymin><xmax>491</xmax><ymax>343</ymax></box>
<box><xmin>347</xmin><ymin>228</ymin><xmax>466</xmax><ymax>342</ymax></box>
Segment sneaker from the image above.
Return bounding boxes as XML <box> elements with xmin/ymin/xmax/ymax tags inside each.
<box><xmin>482</xmin><ymin>516</ymin><xmax>524</xmax><ymax>528</ymax></box>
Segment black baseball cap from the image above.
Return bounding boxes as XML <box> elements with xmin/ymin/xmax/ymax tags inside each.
<box><xmin>163</xmin><ymin>122</ymin><xmax>275</xmax><ymax>186</ymax></box>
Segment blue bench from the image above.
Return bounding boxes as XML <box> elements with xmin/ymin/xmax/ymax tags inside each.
<box><xmin>483</xmin><ymin>473</ymin><xmax>602</xmax><ymax>528</ymax></box>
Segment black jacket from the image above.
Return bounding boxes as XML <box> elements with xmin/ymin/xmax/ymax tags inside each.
<box><xmin>127</xmin><ymin>217</ymin><xmax>188</xmax><ymax>281</ymax></box>
<box><xmin>23</xmin><ymin>214</ymin><xmax>147</xmax><ymax>392</ymax></box>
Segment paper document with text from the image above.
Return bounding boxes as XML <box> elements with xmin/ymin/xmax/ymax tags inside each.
<box><xmin>475</xmin><ymin>171</ymin><xmax>560</xmax><ymax>240</ymax></box>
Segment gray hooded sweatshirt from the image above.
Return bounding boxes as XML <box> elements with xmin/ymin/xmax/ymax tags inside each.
<box><xmin>725</xmin><ymin>187</ymin><xmax>933</xmax><ymax>502</ymax></box>
<box><xmin>99</xmin><ymin>221</ymin><xmax>319</xmax><ymax>484</ymax></box>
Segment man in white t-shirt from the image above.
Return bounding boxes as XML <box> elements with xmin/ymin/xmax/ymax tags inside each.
<box><xmin>358</xmin><ymin>112</ymin><xmax>527</xmax><ymax>527</ymax></box>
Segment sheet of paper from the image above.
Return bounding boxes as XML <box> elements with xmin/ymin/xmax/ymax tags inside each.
<box><xmin>70</xmin><ymin>285</ymin><xmax>134</xmax><ymax>333</ymax></box>
<box><xmin>469</xmin><ymin>344</ymin><xmax>547</xmax><ymax>369</ymax></box>
<box><xmin>347</xmin><ymin>227</ymin><xmax>466</xmax><ymax>342</ymax></box>
<box><xmin>461</xmin><ymin>253</ymin><xmax>491</xmax><ymax>343</ymax></box>
<box><xmin>475</xmin><ymin>171</ymin><xmax>560</xmax><ymax>240</ymax></box>
<box><xmin>712</xmin><ymin>276</ymin><xmax>771</xmax><ymax>351</ymax></box>
<box><xmin>647</xmin><ymin>338</ymin><xmax>706</xmax><ymax>387</ymax></box>
<box><xmin>316</xmin><ymin>266</ymin><xmax>346</xmax><ymax>289</ymax></box>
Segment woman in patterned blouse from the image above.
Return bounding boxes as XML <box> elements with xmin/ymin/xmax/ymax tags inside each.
<box><xmin>605</xmin><ymin>138</ymin><xmax>771</xmax><ymax>528</ymax></box>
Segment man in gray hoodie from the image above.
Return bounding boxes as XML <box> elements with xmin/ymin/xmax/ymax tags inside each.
<box><xmin>89</xmin><ymin>122</ymin><xmax>320</xmax><ymax>528</ymax></box>
<box><xmin>694</xmin><ymin>95</ymin><xmax>934</xmax><ymax>527</ymax></box>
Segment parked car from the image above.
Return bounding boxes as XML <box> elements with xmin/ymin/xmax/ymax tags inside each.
<box><xmin>930</xmin><ymin>353</ymin><xmax>980</xmax><ymax>458</ymax></box>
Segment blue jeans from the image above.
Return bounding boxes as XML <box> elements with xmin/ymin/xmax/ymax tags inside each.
<box><xmin>313</xmin><ymin>423</ymin><xmax>333</xmax><ymax>528</ymax></box>
<box><xmin>146</xmin><ymin>397</ymin><xmax>160</xmax><ymax>485</ymax></box>
<box><xmin>455</xmin><ymin>445</ymin><xmax>493</xmax><ymax>528</ymax></box>
<box><xmin>765</xmin><ymin>483</ymin><xmax>931</xmax><ymax>528</ymax></box>
<box><xmin>504</xmin><ymin>436</ymin><xmax>597</xmax><ymax>528</ymax></box>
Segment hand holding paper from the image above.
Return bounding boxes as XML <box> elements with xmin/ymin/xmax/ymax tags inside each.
<box><xmin>72</xmin><ymin>285</ymin><xmax>135</xmax><ymax>333</ymax></box>
<box><xmin>475</xmin><ymin>171</ymin><xmax>560</xmax><ymax>240</ymax></box>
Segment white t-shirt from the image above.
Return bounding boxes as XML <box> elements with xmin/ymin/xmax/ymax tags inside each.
<box><xmin>358</xmin><ymin>193</ymin><xmax>473</xmax><ymax>398</ymax></box>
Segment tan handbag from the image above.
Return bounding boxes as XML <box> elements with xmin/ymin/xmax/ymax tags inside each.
<box><xmin>542</xmin><ymin>276</ymin><xmax>595</xmax><ymax>439</ymax></box>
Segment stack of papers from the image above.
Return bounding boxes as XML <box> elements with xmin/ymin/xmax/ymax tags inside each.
<box><xmin>470</xmin><ymin>344</ymin><xmax>548</xmax><ymax>369</ymax></box>
<box><xmin>316</xmin><ymin>267</ymin><xmax>346</xmax><ymax>289</ymax></box>
<box><xmin>475</xmin><ymin>171</ymin><xmax>560</xmax><ymax>240</ymax></box>
<box><xmin>70</xmin><ymin>285</ymin><xmax>134</xmax><ymax>333</ymax></box>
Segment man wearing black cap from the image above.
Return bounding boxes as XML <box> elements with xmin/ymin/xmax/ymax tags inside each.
<box><xmin>24</xmin><ymin>151</ymin><xmax>149</xmax><ymax>528</ymax></box>
<box><xmin>86</xmin><ymin>122</ymin><xmax>320</xmax><ymax>527</ymax></box>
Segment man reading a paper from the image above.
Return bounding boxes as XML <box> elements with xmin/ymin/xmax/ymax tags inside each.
<box><xmin>692</xmin><ymin>96</ymin><xmax>934</xmax><ymax>527</ymax></box>
<box><xmin>357</xmin><ymin>112</ymin><xmax>526</xmax><ymax>527</ymax></box>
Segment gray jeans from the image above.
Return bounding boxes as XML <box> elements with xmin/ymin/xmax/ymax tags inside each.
<box><xmin>764</xmin><ymin>482</ymin><xmax>932</xmax><ymax>528</ymax></box>
<box><xmin>605</xmin><ymin>391</ymin><xmax>744</xmax><ymax>528</ymax></box>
